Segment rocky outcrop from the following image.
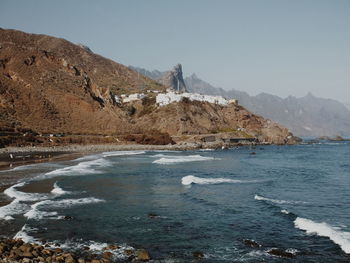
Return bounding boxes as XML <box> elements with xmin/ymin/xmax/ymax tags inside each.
<box><xmin>129</xmin><ymin>64</ymin><xmax>187</xmax><ymax>92</ymax></box>
<box><xmin>157</xmin><ymin>64</ymin><xmax>187</xmax><ymax>92</ymax></box>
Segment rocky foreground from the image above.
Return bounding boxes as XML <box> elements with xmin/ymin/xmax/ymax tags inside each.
<box><xmin>0</xmin><ymin>239</ymin><xmax>151</xmax><ymax>263</ymax></box>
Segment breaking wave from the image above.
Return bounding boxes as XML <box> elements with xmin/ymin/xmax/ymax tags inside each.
<box><xmin>13</xmin><ymin>224</ymin><xmax>38</xmax><ymax>243</ymax></box>
<box><xmin>181</xmin><ymin>175</ymin><xmax>261</xmax><ymax>185</ymax></box>
<box><xmin>0</xmin><ymin>180</ymin><xmax>100</xmax><ymax>220</ymax></box>
<box><xmin>0</xmin><ymin>183</ymin><xmax>48</xmax><ymax>220</ymax></box>
<box><xmin>102</xmin><ymin>150</ymin><xmax>146</xmax><ymax>157</ymax></box>
<box><xmin>42</xmin><ymin>158</ymin><xmax>110</xmax><ymax>178</ymax></box>
<box><xmin>4</xmin><ymin>182</ymin><xmax>49</xmax><ymax>201</ymax></box>
<box><xmin>254</xmin><ymin>194</ymin><xmax>307</xmax><ymax>205</ymax></box>
<box><xmin>24</xmin><ymin>197</ymin><xmax>104</xmax><ymax>220</ymax></box>
<box><xmin>51</xmin><ymin>182</ymin><xmax>71</xmax><ymax>195</ymax></box>
<box><xmin>153</xmin><ymin>155</ymin><xmax>216</xmax><ymax>164</ymax></box>
<box><xmin>294</xmin><ymin>217</ymin><xmax>350</xmax><ymax>254</ymax></box>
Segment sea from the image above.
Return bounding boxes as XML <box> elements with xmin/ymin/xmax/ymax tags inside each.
<box><xmin>0</xmin><ymin>141</ymin><xmax>350</xmax><ymax>262</ymax></box>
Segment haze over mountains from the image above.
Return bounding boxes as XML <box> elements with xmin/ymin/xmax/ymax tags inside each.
<box><xmin>131</xmin><ymin>65</ymin><xmax>350</xmax><ymax>137</ymax></box>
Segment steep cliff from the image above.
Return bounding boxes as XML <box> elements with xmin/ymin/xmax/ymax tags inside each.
<box><xmin>130</xmin><ymin>64</ymin><xmax>188</xmax><ymax>92</ymax></box>
<box><xmin>157</xmin><ymin>64</ymin><xmax>187</xmax><ymax>92</ymax></box>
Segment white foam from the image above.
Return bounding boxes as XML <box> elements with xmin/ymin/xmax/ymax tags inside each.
<box><xmin>14</xmin><ymin>224</ymin><xmax>38</xmax><ymax>243</ymax></box>
<box><xmin>51</xmin><ymin>182</ymin><xmax>70</xmax><ymax>196</ymax></box>
<box><xmin>285</xmin><ymin>248</ymin><xmax>299</xmax><ymax>255</ymax></box>
<box><xmin>0</xmin><ymin>182</ymin><xmax>49</xmax><ymax>220</ymax></box>
<box><xmin>38</xmin><ymin>197</ymin><xmax>105</xmax><ymax>208</ymax></box>
<box><xmin>102</xmin><ymin>150</ymin><xmax>145</xmax><ymax>157</ymax></box>
<box><xmin>181</xmin><ymin>175</ymin><xmax>260</xmax><ymax>185</ymax></box>
<box><xmin>254</xmin><ymin>194</ymin><xmax>307</xmax><ymax>205</ymax></box>
<box><xmin>24</xmin><ymin>202</ymin><xmax>61</xmax><ymax>220</ymax></box>
<box><xmin>4</xmin><ymin>182</ymin><xmax>48</xmax><ymax>201</ymax></box>
<box><xmin>88</xmin><ymin>241</ymin><xmax>108</xmax><ymax>251</ymax></box>
<box><xmin>153</xmin><ymin>155</ymin><xmax>216</xmax><ymax>164</ymax></box>
<box><xmin>281</xmin><ymin>209</ymin><xmax>290</xmax><ymax>214</ymax></box>
<box><xmin>59</xmin><ymin>240</ymin><xmax>135</xmax><ymax>260</ymax></box>
<box><xmin>294</xmin><ymin>217</ymin><xmax>350</xmax><ymax>254</ymax></box>
<box><xmin>42</xmin><ymin>158</ymin><xmax>110</xmax><ymax>178</ymax></box>
<box><xmin>24</xmin><ymin>197</ymin><xmax>104</xmax><ymax>220</ymax></box>
<box><xmin>0</xmin><ymin>200</ymin><xmax>29</xmax><ymax>220</ymax></box>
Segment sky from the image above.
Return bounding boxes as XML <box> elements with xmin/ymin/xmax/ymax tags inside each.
<box><xmin>1</xmin><ymin>0</ymin><xmax>349</xmax><ymax>103</ymax></box>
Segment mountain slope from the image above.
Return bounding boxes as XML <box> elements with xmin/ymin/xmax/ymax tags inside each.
<box><xmin>0</xmin><ymin>28</ymin><xmax>164</xmax><ymax>135</ymax></box>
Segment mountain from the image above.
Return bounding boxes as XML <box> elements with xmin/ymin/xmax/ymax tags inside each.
<box><xmin>185</xmin><ymin>74</ymin><xmax>350</xmax><ymax>137</ymax></box>
<box><xmin>129</xmin><ymin>64</ymin><xmax>187</xmax><ymax>92</ymax></box>
<box><xmin>0</xmin><ymin>28</ymin><xmax>297</xmax><ymax>147</ymax></box>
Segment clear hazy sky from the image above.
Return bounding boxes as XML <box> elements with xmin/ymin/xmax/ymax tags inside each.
<box><xmin>1</xmin><ymin>0</ymin><xmax>349</xmax><ymax>102</ymax></box>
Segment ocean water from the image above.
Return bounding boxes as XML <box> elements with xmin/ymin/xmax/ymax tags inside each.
<box><xmin>0</xmin><ymin>142</ymin><xmax>350</xmax><ymax>262</ymax></box>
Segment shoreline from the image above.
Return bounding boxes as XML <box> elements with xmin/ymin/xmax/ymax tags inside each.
<box><xmin>0</xmin><ymin>143</ymin><xmax>209</xmax><ymax>206</ymax></box>
<box><xmin>0</xmin><ymin>143</ymin><xmax>203</xmax><ymax>171</ymax></box>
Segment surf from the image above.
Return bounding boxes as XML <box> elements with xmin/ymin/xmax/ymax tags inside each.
<box><xmin>181</xmin><ymin>175</ymin><xmax>261</xmax><ymax>185</ymax></box>
<box><xmin>153</xmin><ymin>154</ymin><xmax>216</xmax><ymax>164</ymax></box>
<box><xmin>294</xmin><ymin>217</ymin><xmax>350</xmax><ymax>254</ymax></box>
<box><xmin>254</xmin><ymin>194</ymin><xmax>307</xmax><ymax>205</ymax></box>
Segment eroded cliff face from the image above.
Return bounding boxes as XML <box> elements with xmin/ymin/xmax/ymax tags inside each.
<box><xmin>157</xmin><ymin>64</ymin><xmax>187</xmax><ymax>92</ymax></box>
<box><xmin>0</xmin><ymin>28</ymin><xmax>298</xmax><ymax>146</ymax></box>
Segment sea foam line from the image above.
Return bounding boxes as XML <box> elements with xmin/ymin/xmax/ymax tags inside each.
<box><xmin>102</xmin><ymin>150</ymin><xmax>146</xmax><ymax>157</ymax></box>
<box><xmin>294</xmin><ymin>217</ymin><xmax>350</xmax><ymax>254</ymax></box>
<box><xmin>24</xmin><ymin>197</ymin><xmax>104</xmax><ymax>220</ymax></box>
<box><xmin>0</xmin><ymin>182</ymin><xmax>49</xmax><ymax>220</ymax></box>
<box><xmin>153</xmin><ymin>154</ymin><xmax>216</xmax><ymax>164</ymax></box>
<box><xmin>41</xmin><ymin>158</ymin><xmax>110</xmax><ymax>178</ymax></box>
<box><xmin>254</xmin><ymin>194</ymin><xmax>307</xmax><ymax>205</ymax></box>
<box><xmin>181</xmin><ymin>175</ymin><xmax>261</xmax><ymax>185</ymax></box>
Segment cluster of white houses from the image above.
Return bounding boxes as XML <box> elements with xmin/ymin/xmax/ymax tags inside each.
<box><xmin>115</xmin><ymin>91</ymin><xmax>237</xmax><ymax>106</ymax></box>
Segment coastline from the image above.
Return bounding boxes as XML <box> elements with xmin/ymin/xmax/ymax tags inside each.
<box><xmin>0</xmin><ymin>143</ymin><xmax>206</xmax><ymax>204</ymax></box>
<box><xmin>0</xmin><ymin>142</ymin><xmax>218</xmax><ymax>171</ymax></box>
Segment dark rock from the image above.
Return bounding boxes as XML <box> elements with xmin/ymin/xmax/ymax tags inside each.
<box><xmin>127</xmin><ymin>106</ymin><xmax>136</xmax><ymax>116</ymax></box>
<box><xmin>243</xmin><ymin>239</ymin><xmax>261</xmax><ymax>248</ymax></box>
<box><xmin>64</xmin><ymin>215</ymin><xmax>74</xmax><ymax>220</ymax></box>
<box><xmin>148</xmin><ymin>213</ymin><xmax>158</xmax><ymax>219</ymax></box>
<box><xmin>267</xmin><ymin>248</ymin><xmax>295</xmax><ymax>258</ymax></box>
<box><xmin>192</xmin><ymin>251</ymin><xmax>204</xmax><ymax>259</ymax></box>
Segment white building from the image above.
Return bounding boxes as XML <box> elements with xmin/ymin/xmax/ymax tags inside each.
<box><xmin>156</xmin><ymin>91</ymin><xmax>230</xmax><ymax>106</ymax></box>
<box><xmin>122</xmin><ymin>93</ymin><xmax>146</xmax><ymax>103</ymax></box>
